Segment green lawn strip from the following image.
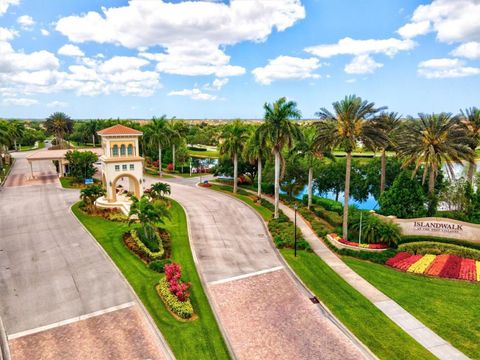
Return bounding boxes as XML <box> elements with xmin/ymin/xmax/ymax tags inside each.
<box><xmin>188</xmin><ymin>150</ymin><xmax>219</xmax><ymax>158</ymax></box>
<box><xmin>60</xmin><ymin>176</ymin><xmax>101</xmax><ymax>189</ymax></box>
<box><xmin>282</xmin><ymin>250</ymin><xmax>435</xmax><ymax>359</ymax></box>
<box><xmin>345</xmin><ymin>257</ymin><xmax>480</xmax><ymax>359</ymax></box>
<box><xmin>72</xmin><ymin>202</ymin><xmax>230</xmax><ymax>360</ymax></box>
<box><xmin>208</xmin><ymin>184</ymin><xmax>433</xmax><ymax>359</ymax></box>
<box><xmin>145</xmin><ymin>168</ymin><xmax>176</xmax><ymax>179</ymax></box>
<box><xmin>177</xmin><ymin>172</ymin><xmax>208</xmax><ymax>178</ymax></box>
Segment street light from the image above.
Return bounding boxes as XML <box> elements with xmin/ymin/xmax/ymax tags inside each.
<box><xmin>294</xmin><ymin>204</ymin><xmax>298</xmax><ymax>257</ymax></box>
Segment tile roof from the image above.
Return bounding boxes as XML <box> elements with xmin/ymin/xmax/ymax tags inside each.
<box><xmin>97</xmin><ymin>124</ymin><xmax>143</xmax><ymax>136</ymax></box>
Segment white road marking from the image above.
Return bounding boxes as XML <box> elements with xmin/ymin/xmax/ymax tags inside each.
<box><xmin>9</xmin><ymin>302</ymin><xmax>136</xmax><ymax>339</ymax></box>
<box><xmin>209</xmin><ymin>266</ymin><xmax>284</xmax><ymax>285</ymax></box>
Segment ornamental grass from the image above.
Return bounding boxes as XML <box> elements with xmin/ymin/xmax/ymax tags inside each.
<box><xmin>458</xmin><ymin>258</ymin><xmax>477</xmax><ymax>282</ymax></box>
<box><xmin>407</xmin><ymin>254</ymin><xmax>436</xmax><ymax>274</ymax></box>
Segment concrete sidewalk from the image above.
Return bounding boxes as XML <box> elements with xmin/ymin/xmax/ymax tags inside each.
<box><xmin>270</xmin><ymin>197</ymin><xmax>468</xmax><ymax>360</ymax></box>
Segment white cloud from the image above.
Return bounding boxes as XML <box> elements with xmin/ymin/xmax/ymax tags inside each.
<box><xmin>58</xmin><ymin>44</ymin><xmax>85</xmax><ymax>57</ymax></box>
<box><xmin>451</xmin><ymin>41</ymin><xmax>480</xmax><ymax>60</ymax></box>
<box><xmin>17</xmin><ymin>15</ymin><xmax>35</xmax><ymax>29</ymax></box>
<box><xmin>0</xmin><ymin>27</ymin><xmax>17</xmax><ymax>41</ymax></box>
<box><xmin>345</xmin><ymin>78</ymin><xmax>357</xmax><ymax>83</ymax></box>
<box><xmin>204</xmin><ymin>78</ymin><xmax>229</xmax><ymax>91</ymax></box>
<box><xmin>46</xmin><ymin>100</ymin><xmax>67</xmax><ymax>108</ymax></box>
<box><xmin>40</xmin><ymin>28</ymin><xmax>49</xmax><ymax>36</ymax></box>
<box><xmin>344</xmin><ymin>55</ymin><xmax>383</xmax><ymax>74</ymax></box>
<box><xmin>305</xmin><ymin>37</ymin><xmax>416</xmax><ymax>58</ymax></box>
<box><xmin>398</xmin><ymin>0</ymin><xmax>480</xmax><ymax>43</ymax></box>
<box><xmin>252</xmin><ymin>56</ymin><xmax>321</xmax><ymax>85</ymax></box>
<box><xmin>0</xmin><ymin>0</ymin><xmax>19</xmax><ymax>15</ymax></box>
<box><xmin>417</xmin><ymin>58</ymin><xmax>480</xmax><ymax>78</ymax></box>
<box><xmin>56</xmin><ymin>0</ymin><xmax>304</xmax><ymax>77</ymax></box>
<box><xmin>2</xmin><ymin>97</ymin><xmax>38</xmax><ymax>106</ymax></box>
<box><xmin>168</xmin><ymin>88</ymin><xmax>217</xmax><ymax>101</ymax></box>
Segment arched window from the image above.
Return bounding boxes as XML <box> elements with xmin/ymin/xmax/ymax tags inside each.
<box><xmin>127</xmin><ymin>144</ymin><xmax>133</xmax><ymax>156</ymax></box>
<box><xmin>120</xmin><ymin>144</ymin><xmax>126</xmax><ymax>156</ymax></box>
<box><xmin>112</xmin><ymin>145</ymin><xmax>119</xmax><ymax>156</ymax></box>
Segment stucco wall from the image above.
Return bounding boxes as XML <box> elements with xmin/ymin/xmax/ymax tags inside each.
<box><xmin>385</xmin><ymin>216</ymin><xmax>480</xmax><ymax>242</ymax></box>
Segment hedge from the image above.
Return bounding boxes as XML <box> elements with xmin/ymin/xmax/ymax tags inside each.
<box><xmin>157</xmin><ymin>277</ymin><xmax>193</xmax><ymax>319</ymax></box>
<box><xmin>188</xmin><ymin>146</ymin><xmax>207</xmax><ymax>152</ymax></box>
<box><xmin>311</xmin><ymin>205</ymin><xmax>343</xmax><ymax>227</ymax></box>
<box><xmin>149</xmin><ymin>259</ymin><xmax>172</xmax><ymax>273</ymax></box>
<box><xmin>131</xmin><ymin>229</ymin><xmax>165</xmax><ymax>261</ymax></box>
<box><xmin>305</xmin><ymin>195</ymin><xmax>343</xmax><ymax>214</ymax></box>
<box><xmin>398</xmin><ymin>242</ymin><xmax>480</xmax><ymax>261</ymax></box>
<box><xmin>399</xmin><ymin>235</ymin><xmax>480</xmax><ymax>251</ymax></box>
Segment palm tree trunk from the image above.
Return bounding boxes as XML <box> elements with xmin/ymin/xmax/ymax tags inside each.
<box><xmin>158</xmin><ymin>145</ymin><xmax>162</xmax><ymax>177</ymax></box>
<box><xmin>380</xmin><ymin>149</ymin><xmax>386</xmax><ymax>194</ymax></box>
<box><xmin>308</xmin><ymin>166</ymin><xmax>313</xmax><ymax>209</ymax></box>
<box><xmin>257</xmin><ymin>158</ymin><xmax>262</xmax><ymax>199</ymax></box>
<box><xmin>233</xmin><ymin>152</ymin><xmax>238</xmax><ymax>194</ymax></box>
<box><xmin>172</xmin><ymin>144</ymin><xmax>176</xmax><ymax>171</ymax></box>
<box><xmin>342</xmin><ymin>152</ymin><xmax>352</xmax><ymax>239</ymax></box>
<box><xmin>428</xmin><ymin>168</ymin><xmax>435</xmax><ymax>195</ymax></box>
<box><xmin>467</xmin><ymin>161</ymin><xmax>476</xmax><ymax>183</ymax></box>
<box><xmin>274</xmin><ymin>149</ymin><xmax>280</xmax><ymax>219</ymax></box>
<box><xmin>92</xmin><ymin>134</ymin><xmax>95</xmax><ymax>148</ymax></box>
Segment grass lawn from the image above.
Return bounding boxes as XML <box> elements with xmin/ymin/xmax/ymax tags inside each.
<box><xmin>0</xmin><ymin>161</ymin><xmax>13</xmax><ymax>183</ymax></box>
<box><xmin>19</xmin><ymin>141</ymin><xmax>45</xmax><ymax>151</ymax></box>
<box><xmin>72</xmin><ymin>201</ymin><xmax>230</xmax><ymax>360</ymax></box>
<box><xmin>60</xmin><ymin>176</ymin><xmax>101</xmax><ymax>189</ymax></box>
<box><xmin>188</xmin><ymin>150</ymin><xmax>219</xmax><ymax>158</ymax></box>
<box><xmin>208</xmin><ymin>184</ymin><xmax>434</xmax><ymax>359</ymax></box>
<box><xmin>345</xmin><ymin>257</ymin><xmax>480</xmax><ymax>359</ymax></box>
<box><xmin>177</xmin><ymin>172</ymin><xmax>209</xmax><ymax>178</ymax></box>
<box><xmin>145</xmin><ymin>167</ymin><xmax>176</xmax><ymax>179</ymax></box>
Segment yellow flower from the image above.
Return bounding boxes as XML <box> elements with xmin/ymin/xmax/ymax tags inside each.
<box><xmin>407</xmin><ymin>254</ymin><xmax>436</xmax><ymax>274</ymax></box>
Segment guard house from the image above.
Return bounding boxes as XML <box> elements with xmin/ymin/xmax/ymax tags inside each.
<box><xmin>97</xmin><ymin>124</ymin><xmax>144</xmax><ymax>203</ymax></box>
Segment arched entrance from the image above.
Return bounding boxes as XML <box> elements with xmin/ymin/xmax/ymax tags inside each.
<box><xmin>111</xmin><ymin>173</ymin><xmax>141</xmax><ymax>202</ymax></box>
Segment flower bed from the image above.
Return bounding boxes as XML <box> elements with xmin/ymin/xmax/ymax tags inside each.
<box><xmin>328</xmin><ymin>233</ymin><xmax>389</xmax><ymax>250</ymax></box>
<box><xmin>157</xmin><ymin>263</ymin><xmax>194</xmax><ymax>320</ymax></box>
<box><xmin>386</xmin><ymin>252</ymin><xmax>480</xmax><ymax>282</ymax></box>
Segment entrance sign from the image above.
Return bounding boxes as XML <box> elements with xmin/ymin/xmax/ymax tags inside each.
<box><xmin>85</xmin><ymin>178</ymin><xmax>94</xmax><ymax>184</ymax></box>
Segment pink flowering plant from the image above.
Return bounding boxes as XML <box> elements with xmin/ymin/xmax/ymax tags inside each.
<box><xmin>165</xmin><ymin>263</ymin><xmax>191</xmax><ymax>302</ymax></box>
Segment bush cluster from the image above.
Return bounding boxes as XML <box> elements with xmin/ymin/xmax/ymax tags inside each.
<box><xmin>148</xmin><ymin>259</ymin><xmax>172</xmax><ymax>273</ymax></box>
<box><xmin>311</xmin><ymin>205</ymin><xmax>343</xmax><ymax>227</ymax></box>
<box><xmin>130</xmin><ymin>229</ymin><xmax>165</xmax><ymax>261</ymax></box>
<box><xmin>268</xmin><ymin>214</ymin><xmax>311</xmax><ymax>251</ymax></box>
<box><xmin>137</xmin><ymin>228</ymin><xmax>162</xmax><ymax>252</ymax></box>
<box><xmin>157</xmin><ymin>277</ymin><xmax>193</xmax><ymax>319</ymax></box>
<box><xmin>165</xmin><ymin>263</ymin><xmax>191</xmax><ymax>302</ymax></box>
<box><xmin>399</xmin><ymin>235</ymin><xmax>480</xmax><ymax>251</ymax></box>
<box><xmin>398</xmin><ymin>241</ymin><xmax>480</xmax><ymax>261</ymax></box>
<box><xmin>298</xmin><ymin>207</ymin><xmax>330</xmax><ymax>238</ymax></box>
<box><xmin>305</xmin><ymin>195</ymin><xmax>343</xmax><ymax>214</ymax></box>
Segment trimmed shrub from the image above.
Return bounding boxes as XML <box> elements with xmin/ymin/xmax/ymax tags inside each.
<box><xmin>130</xmin><ymin>229</ymin><xmax>164</xmax><ymax>261</ymax></box>
<box><xmin>149</xmin><ymin>259</ymin><xmax>172</xmax><ymax>273</ymax></box>
<box><xmin>261</xmin><ymin>183</ymin><xmax>274</xmax><ymax>195</ymax></box>
<box><xmin>305</xmin><ymin>195</ymin><xmax>343</xmax><ymax>214</ymax></box>
<box><xmin>157</xmin><ymin>277</ymin><xmax>193</xmax><ymax>319</ymax></box>
<box><xmin>311</xmin><ymin>205</ymin><xmax>343</xmax><ymax>227</ymax></box>
<box><xmin>398</xmin><ymin>241</ymin><xmax>480</xmax><ymax>261</ymax></box>
<box><xmin>399</xmin><ymin>235</ymin><xmax>480</xmax><ymax>251</ymax></box>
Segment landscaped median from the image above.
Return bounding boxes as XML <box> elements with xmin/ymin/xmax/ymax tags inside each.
<box><xmin>71</xmin><ymin>201</ymin><xmax>230</xmax><ymax>360</ymax></box>
<box><xmin>206</xmin><ymin>184</ymin><xmax>436</xmax><ymax>359</ymax></box>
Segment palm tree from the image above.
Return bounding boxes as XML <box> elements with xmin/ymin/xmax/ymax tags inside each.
<box><xmin>458</xmin><ymin>107</ymin><xmax>480</xmax><ymax>183</ymax></box>
<box><xmin>244</xmin><ymin>130</ymin><xmax>269</xmax><ymax>199</ymax></box>
<box><xmin>167</xmin><ymin>118</ymin><xmax>182</xmax><ymax>171</ymax></box>
<box><xmin>0</xmin><ymin>120</ymin><xmax>12</xmax><ymax>168</ymax></box>
<box><xmin>219</xmin><ymin>120</ymin><xmax>250</xmax><ymax>193</ymax></box>
<box><xmin>84</xmin><ymin>120</ymin><xmax>99</xmax><ymax>147</ymax></box>
<box><xmin>44</xmin><ymin>112</ymin><xmax>73</xmax><ymax>148</ymax></box>
<box><xmin>291</xmin><ymin>126</ymin><xmax>329</xmax><ymax>209</ymax></box>
<box><xmin>397</xmin><ymin>113</ymin><xmax>475</xmax><ymax>195</ymax></box>
<box><xmin>257</xmin><ymin>97</ymin><xmax>302</xmax><ymax>218</ymax></box>
<box><xmin>314</xmin><ymin>95</ymin><xmax>386</xmax><ymax>239</ymax></box>
<box><xmin>374</xmin><ymin>112</ymin><xmax>402</xmax><ymax>194</ymax></box>
<box><xmin>144</xmin><ymin>116</ymin><xmax>173</xmax><ymax>177</ymax></box>
<box><xmin>8</xmin><ymin>120</ymin><xmax>25</xmax><ymax>151</ymax></box>
<box><xmin>80</xmin><ymin>185</ymin><xmax>105</xmax><ymax>212</ymax></box>
<box><xmin>129</xmin><ymin>195</ymin><xmax>171</xmax><ymax>243</ymax></box>
<box><xmin>149</xmin><ymin>182</ymin><xmax>171</xmax><ymax>200</ymax></box>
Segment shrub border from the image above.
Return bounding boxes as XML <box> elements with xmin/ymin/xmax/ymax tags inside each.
<box><xmin>156</xmin><ymin>277</ymin><xmax>196</xmax><ymax>321</ymax></box>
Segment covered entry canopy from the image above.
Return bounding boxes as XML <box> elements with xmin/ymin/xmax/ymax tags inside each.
<box><xmin>26</xmin><ymin>148</ymin><xmax>103</xmax><ymax>178</ymax></box>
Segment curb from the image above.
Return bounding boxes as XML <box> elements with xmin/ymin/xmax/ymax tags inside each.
<box><xmin>203</xmin><ymin>185</ymin><xmax>377</xmax><ymax>360</ymax></box>
<box><xmin>0</xmin><ymin>158</ymin><xmax>15</xmax><ymax>189</ymax></box>
<box><xmin>0</xmin><ymin>317</ymin><xmax>11</xmax><ymax>360</ymax></box>
<box><xmin>69</xmin><ymin>205</ymin><xmax>176</xmax><ymax>360</ymax></box>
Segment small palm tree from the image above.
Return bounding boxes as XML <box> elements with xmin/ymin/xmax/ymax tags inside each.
<box><xmin>8</xmin><ymin>120</ymin><xmax>25</xmax><ymax>151</ymax></box>
<box><xmin>144</xmin><ymin>116</ymin><xmax>174</xmax><ymax>177</ymax></box>
<box><xmin>45</xmin><ymin>112</ymin><xmax>73</xmax><ymax>148</ymax></box>
<box><xmin>129</xmin><ymin>195</ymin><xmax>171</xmax><ymax>243</ymax></box>
<box><xmin>219</xmin><ymin>120</ymin><xmax>250</xmax><ymax>193</ymax></box>
<box><xmin>458</xmin><ymin>107</ymin><xmax>480</xmax><ymax>182</ymax></box>
<box><xmin>374</xmin><ymin>112</ymin><xmax>402</xmax><ymax>194</ymax></box>
<box><xmin>397</xmin><ymin>113</ymin><xmax>475</xmax><ymax>195</ymax></box>
<box><xmin>291</xmin><ymin>126</ymin><xmax>329</xmax><ymax>209</ymax></box>
<box><xmin>257</xmin><ymin>97</ymin><xmax>302</xmax><ymax>218</ymax></box>
<box><xmin>80</xmin><ymin>185</ymin><xmax>105</xmax><ymax>212</ymax></box>
<box><xmin>314</xmin><ymin>95</ymin><xmax>386</xmax><ymax>239</ymax></box>
<box><xmin>167</xmin><ymin>118</ymin><xmax>183</xmax><ymax>171</ymax></box>
<box><xmin>244</xmin><ymin>130</ymin><xmax>270</xmax><ymax>199</ymax></box>
<box><xmin>149</xmin><ymin>182</ymin><xmax>171</xmax><ymax>200</ymax></box>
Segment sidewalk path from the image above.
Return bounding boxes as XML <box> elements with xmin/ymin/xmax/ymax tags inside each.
<box><xmin>147</xmin><ymin>176</ymin><xmax>371</xmax><ymax>360</ymax></box>
<box><xmin>268</xmin><ymin>196</ymin><xmax>468</xmax><ymax>360</ymax></box>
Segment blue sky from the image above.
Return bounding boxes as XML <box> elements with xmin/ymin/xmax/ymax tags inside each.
<box><xmin>0</xmin><ymin>0</ymin><xmax>479</xmax><ymax>119</ymax></box>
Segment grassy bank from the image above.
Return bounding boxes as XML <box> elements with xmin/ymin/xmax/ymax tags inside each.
<box><xmin>345</xmin><ymin>257</ymin><xmax>480</xmax><ymax>359</ymax></box>
<box><xmin>207</xmin><ymin>184</ymin><xmax>435</xmax><ymax>359</ymax></box>
<box><xmin>72</xmin><ymin>201</ymin><xmax>230</xmax><ymax>360</ymax></box>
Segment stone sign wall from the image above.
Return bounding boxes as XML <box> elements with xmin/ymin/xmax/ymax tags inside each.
<box><xmin>389</xmin><ymin>217</ymin><xmax>480</xmax><ymax>242</ymax></box>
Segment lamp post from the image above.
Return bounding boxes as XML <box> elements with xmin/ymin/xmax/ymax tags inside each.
<box><xmin>358</xmin><ymin>211</ymin><xmax>363</xmax><ymax>245</ymax></box>
<box><xmin>294</xmin><ymin>204</ymin><xmax>298</xmax><ymax>257</ymax></box>
<box><xmin>189</xmin><ymin>157</ymin><xmax>192</xmax><ymax>177</ymax></box>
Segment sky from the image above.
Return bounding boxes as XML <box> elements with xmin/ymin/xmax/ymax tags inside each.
<box><xmin>0</xmin><ymin>0</ymin><xmax>480</xmax><ymax>119</ymax></box>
